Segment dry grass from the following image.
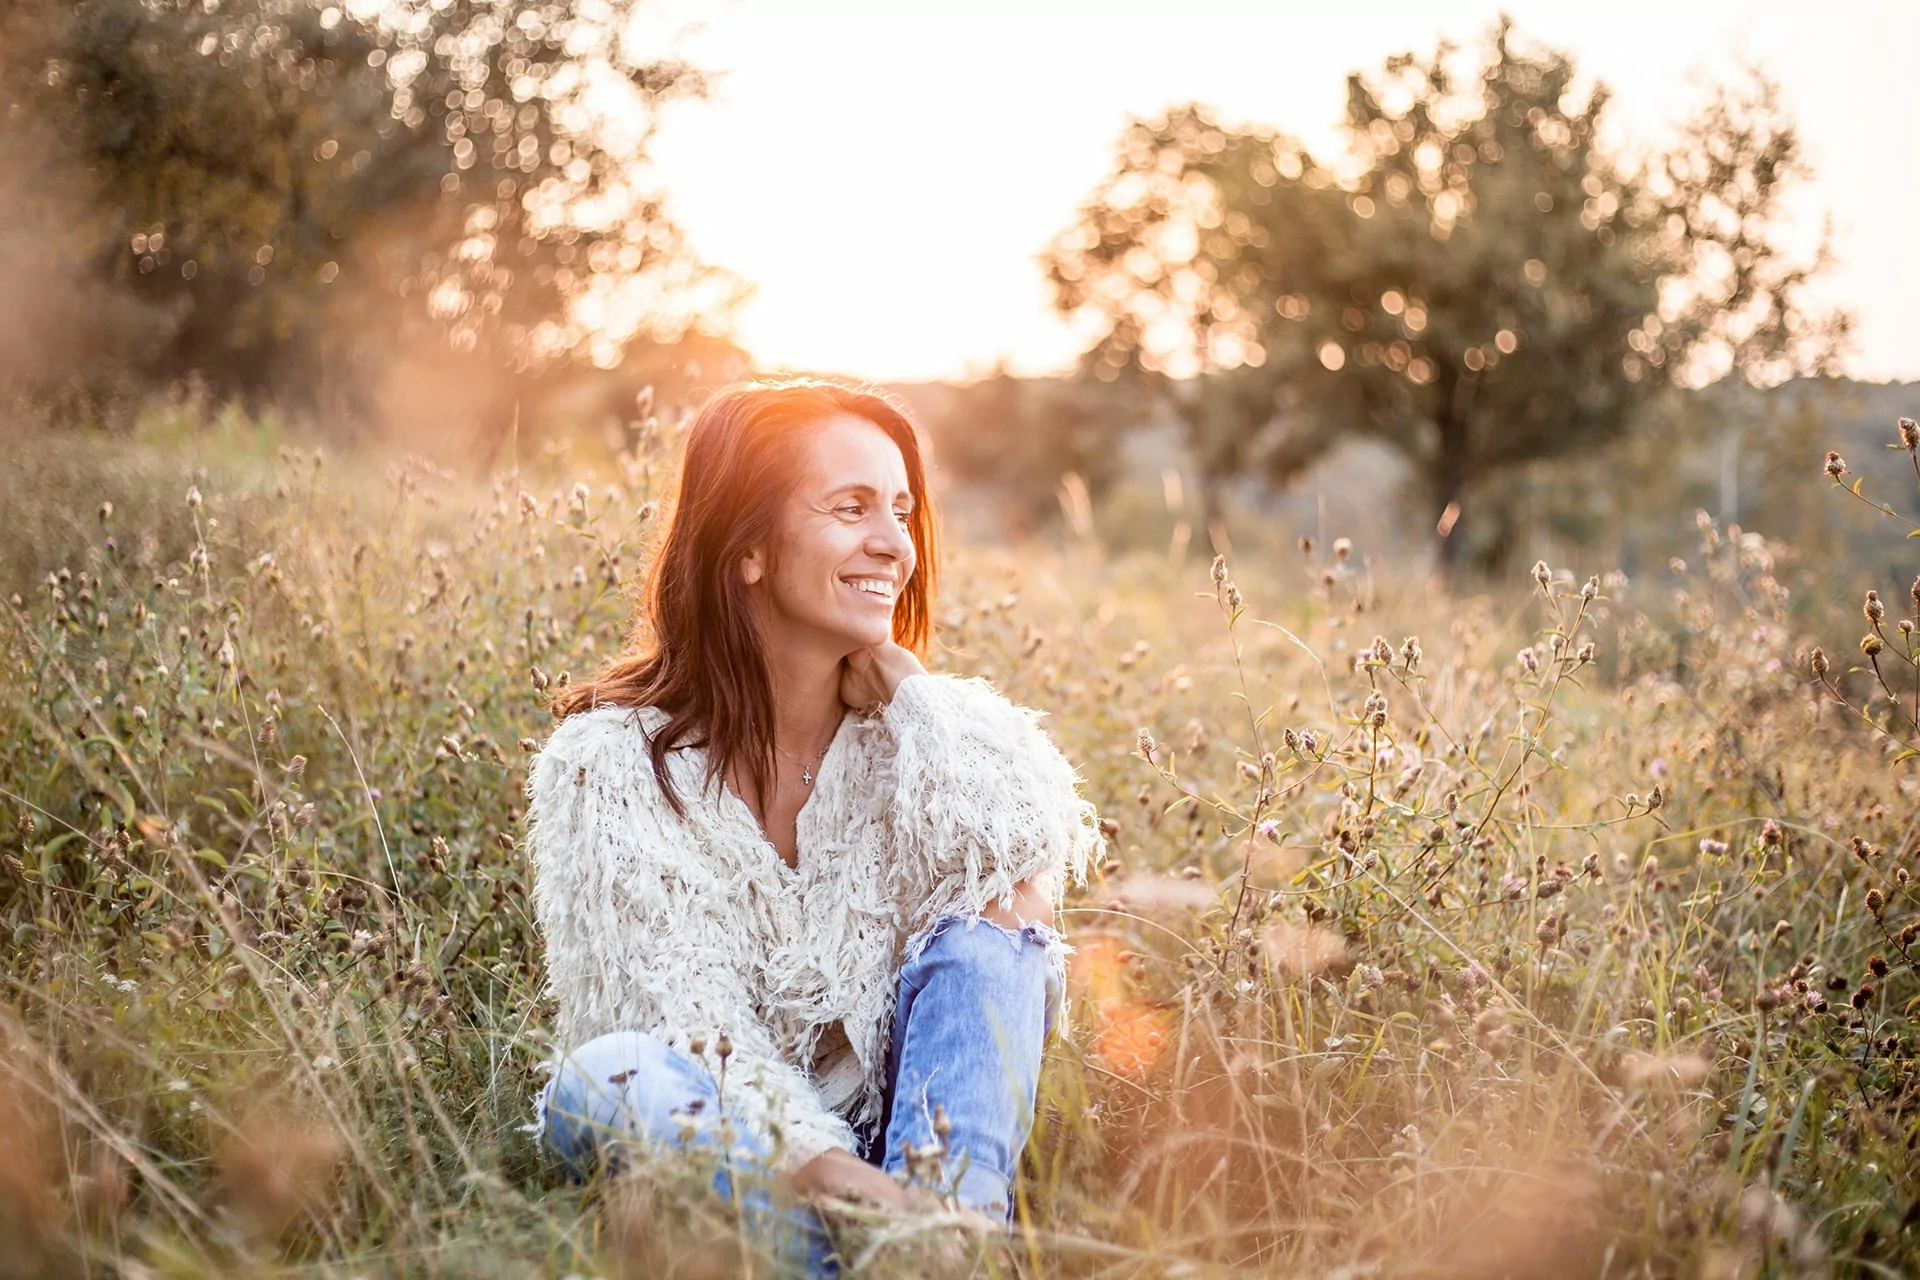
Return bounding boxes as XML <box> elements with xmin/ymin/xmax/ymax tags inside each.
<box><xmin>3</xmin><ymin>405</ymin><xmax>1919</xmax><ymax>1277</ymax></box>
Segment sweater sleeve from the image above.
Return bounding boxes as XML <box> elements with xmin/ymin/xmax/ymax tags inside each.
<box><xmin>881</xmin><ymin>672</ymin><xmax>1103</xmax><ymax>929</ymax></box>
<box><xmin>526</xmin><ymin>713</ymin><xmax>857</xmax><ymax>1174</ymax></box>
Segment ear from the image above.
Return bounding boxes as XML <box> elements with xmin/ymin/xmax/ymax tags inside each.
<box><xmin>739</xmin><ymin>545</ymin><xmax>765</xmax><ymax>586</ymax></box>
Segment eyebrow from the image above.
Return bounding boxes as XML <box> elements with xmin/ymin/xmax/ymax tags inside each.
<box><xmin>824</xmin><ymin>482</ymin><xmax>915</xmax><ymax>510</ymax></box>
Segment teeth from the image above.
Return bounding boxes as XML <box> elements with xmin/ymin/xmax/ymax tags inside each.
<box><xmin>846</xmin><ymin>578</ymin><xmax>894</xmax><ymax>598</ymax></box>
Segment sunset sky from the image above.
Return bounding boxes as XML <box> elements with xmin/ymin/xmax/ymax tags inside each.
<box><xmin>644</xmin><ymin>0</ymin><xmax>1919</xmax><ymax>385</ymax></box>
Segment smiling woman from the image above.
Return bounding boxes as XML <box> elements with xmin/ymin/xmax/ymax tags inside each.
<box><xmin>525</xmin><ymin>377</ymin><xmax>1104</xmax><ymax>1275</ymax></box>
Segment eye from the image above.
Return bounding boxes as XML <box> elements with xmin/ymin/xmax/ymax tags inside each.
<box><xmin>893</xmin><ymin>509</ymin><xmax>912</xmax><ymax>526</ymax></box>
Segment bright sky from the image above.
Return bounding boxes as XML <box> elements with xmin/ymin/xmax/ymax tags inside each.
<box><xmin>644</xmin><ymin>0</ymin><xmax>1920</xmax><ymax>385</ymax></box>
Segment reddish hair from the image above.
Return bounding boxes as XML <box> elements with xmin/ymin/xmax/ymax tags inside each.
<box><xmin>554</xmin><ymin>377</ymin><xmax>939</xmax><ymax>818</ymax></box>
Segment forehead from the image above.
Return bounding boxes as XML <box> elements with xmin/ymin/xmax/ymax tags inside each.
<box><xmin>798</xmin><ymin>413</ymin><xmax>911</xmax><ymax>494</ymax></box>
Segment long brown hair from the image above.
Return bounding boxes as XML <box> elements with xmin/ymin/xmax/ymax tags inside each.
<box><xmin>554</xmin><ymin>376</ymin><xmax>939</xmax><ymax>818</ymax></box>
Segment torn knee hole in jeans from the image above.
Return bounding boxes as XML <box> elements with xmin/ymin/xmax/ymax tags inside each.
<box><xmin>905</xmin><ymin>912</ymin><xmax>1068</xmax><ymax>966</ymax></box>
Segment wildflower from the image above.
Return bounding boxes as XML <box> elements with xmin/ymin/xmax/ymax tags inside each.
<box><xmin>571</xmin><ymin>482</ymin><xmax>591</xmax><ymax>511</ymax></box>
<box><xmin>1869</xmin><ymin>954</ymin><xmax>1889</xmax><ymax>979</ymax></box>
<box><xmin>1531</xmin><ymin>560</ymin><xmax>1551</xmax><ymax>589</ymax></box>
<box><xmin>1400</xmin><ymin>636</ymin><xmax>1422</xmax><ymax>668</ymax></box>
<box><xmin>1823</xmin><ymin>451</ymin><xmax>1847</xmax><ymax>478</ymax></box>
<box><xmin>1516</xmin><ymin>646</ymin><xmax>1538</xmax><ymax>675</ymax></box>
<box><xmin>1576</xmin><ymin>641</ymin><xmax>1596</xmax><ymax>665</ymax></box>
<box><xmin>1699</xmin><ymin>838</ymin><xmax>1729</xmax><ymax>856</ymax></box>
<box><xmin>1862</xmin><ymin>633</ymin><xmax>1884</xmax><ymax>657</ymax></box>
<box><xmin>284</xmin><ymin>755</ymin><xmax>307</xmax><ymax>777</ymax></box>
<box><xmin>1865</xmin><ymin>888</ymin><xmax>1885</xmax><ymax>915</ymax></box>
<box><xmin>530</xmin><ymin>666</ymin><xmax>551</xmax><ymax>693</ymax></box>
<box><xmin>1136</xmin><ymin>729</ymin><xmax>1156</xmax><ymax>759</ymax></box>
<box><xmin>1809</xmin><ymin>647</ymin><xmax>1830</xmax><ymax>680</ymax></box>
<box><xmin>1210</xmin><ymin>554</ymin><xmax>1228</xmax><ymax>586</ymax></box>
<box><xmin>1225</xmin><ymin>583</ymin><xmax>1243</xmax><ymax>609</ymax></box>
<box><xmin>1581</xmin><ymin>574</ymin><xmax>1598</xmax><ymax>600</ymax></box>
<box><xmin>1865</xmin><ymin>590</ymin><xmax>1885</xmax><ymax>625</ymax></box>
<box><xmin>292</xmin><ymin>804</ymin><xmax>315</xmax><ymax>829</ymax></box>
<box><xmin>1901</xmin><ymin>417</ymin><xmax>1919</xmax><ymax>451</ymax></box>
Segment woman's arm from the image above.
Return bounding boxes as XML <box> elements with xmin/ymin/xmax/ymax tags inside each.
<box><xmin>876</xmin><ymin>668</ymin><xmax>1103</xmax><ymax>924</ymax></box>
<box><xmin>526</xmin><ymin>713</ymin><xmax>858</xmax><ymax>1175</ymax></box>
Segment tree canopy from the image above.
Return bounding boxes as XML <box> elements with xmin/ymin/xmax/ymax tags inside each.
<box><xmin>0</xmin><ymin>0</ymin><xmax>742</xmax><ymax>432</ymax></box>
<box><xmin>1044</xmin><ymin>20</ymin><xmax>1846</xmax><ymax>567</ymax></box>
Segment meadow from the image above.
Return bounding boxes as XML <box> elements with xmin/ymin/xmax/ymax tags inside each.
<box><xmin>4</xmin><ymin>402</ymin><xmax>1919</xmax><ymax>1279</ymax></box>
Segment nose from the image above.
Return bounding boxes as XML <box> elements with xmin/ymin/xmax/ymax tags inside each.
<box><xmin>868</xmin><ymin>513</ymin><xmax>915</xmax><ymax>570</ymax></box>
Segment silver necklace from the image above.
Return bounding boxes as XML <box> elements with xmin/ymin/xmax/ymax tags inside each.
<box><xmin>775</xmin><ymin>731</ymin><xmax>834</xmax><ymax>787</ymax></box>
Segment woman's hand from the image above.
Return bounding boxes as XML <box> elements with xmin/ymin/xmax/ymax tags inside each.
<box><xmin>841</xmin><ymin>642</ymin><xmax>927</xmax><ymax>712</ymax></box>
<box><xmin>790</xmin><ymin>1147</ymin><xmax>936</xmax><ymax>1215</ymax></box>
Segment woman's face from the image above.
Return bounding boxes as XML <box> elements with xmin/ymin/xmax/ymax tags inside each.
<box><xmin>741</xmin><ymin>413</ymin><xmax>917</xmax><ymax>659</ymax></box>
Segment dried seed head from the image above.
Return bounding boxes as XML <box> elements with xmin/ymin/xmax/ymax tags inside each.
<box><xmin>1333</xmin><ymin>537</ymin><xmax>1352</xmax><ymax>562</ymax></box>
<box><xmin>1136</xmin><ymin>729</ymin><xmax>1157</xmax><ymax>759</ymax></box>
<box><xmin>715</xmin><ymin>1032</ymin><xmax>732</xmax><ymax>1062</ymax></box>
<box><xmin>1810</xmin><ymin>647</ymin><xmax>1830</xmax><ymax>680</ymax></box>
<box><xmin>1851</xmin><ymin>983</ymin><xmax>1875</xmax><ymax>1009</ymax></box>
<box><xmin>1516</xmin><ymin>646</ymin><xmax>1538</xmax><ymax>675</ymax></box>
<box><xmin>1824</xmin><ymin>451</ymin><xmax>1847</xmax><ymax>478</ymax></box>
<box><xmin>1865</xmin><ymin>887</ymin><xmax>1885</xmax><ymax>915</ymax></box>
<box><xmin>98</xmin><ymin>501</ymin><xmax>113</xmax><ymax>523</ymax></box>
<box><xmin>688</xmin><ymin>1034</ymin><xmax>706</xmax><ymax>1057</ymax></box>
<box><xmin>1901</xmin><ymin>417</ymin><xmax>1919</xmax><ymax>452</ymax></box>
<box><xmin>1869</xmin><ymin>954</ymin><xmax>1889</xmax><ymax>978</ymax></box>
<box><xmin>186</xmin><ymin>485</ymin><xmax>203</xmax><ymax>509</ymax></box>
<box><xmin>1865</xmin><ymin>590</ymin><xmax>1885</xmax><ymax>625</ymax></box>
<box><xmin>1862</xmin><ymin>633</ymin><xmax>1884</xmax><ymax>657</ymax></box>
<box><xmin>1400</xmin><ymin>636</ymin><xmax>1422</xmax><ymax>668</ymax></box>
<box><xmin>1210</xmin><ymin>554</ymin><xmax>1228</xmax><ymax>586</ymax></box>
<box><xmin>1531</xmin><ymin>560</ymin><xmax>1550</xmax><ymax>589</ymax></box>
<box><xmin>1576</xmin><ymin>642</ymin><xmax>1596</xmax><ymax>665</ymax></box>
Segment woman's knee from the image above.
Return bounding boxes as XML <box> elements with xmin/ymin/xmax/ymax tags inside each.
<box><xmin>976</xmin><ymin>876</ymin><xmax>1054</xmax><ymax>933</ymax></box>
<box><xmin>540</xmin><ymin>1030</ymin><xmax>708</xmax><ymax>1176</ymax></box>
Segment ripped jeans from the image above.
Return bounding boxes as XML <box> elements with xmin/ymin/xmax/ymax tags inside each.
<box><xmin>538</xmin><ymin>914</ymin><xmax>1065</xmax><ymax>1277</ymax></box>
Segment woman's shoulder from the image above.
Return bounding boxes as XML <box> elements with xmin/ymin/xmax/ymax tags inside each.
<box><xmin>530</xmin><ymin>704</ymin><xmax>677</xmax><ymax>783</ymax></box>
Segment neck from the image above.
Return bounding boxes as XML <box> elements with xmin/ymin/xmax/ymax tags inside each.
<box><xmin>763</xmin><ymin>641</ymin><xmax>846</xmax><ymax>759</ymax></box>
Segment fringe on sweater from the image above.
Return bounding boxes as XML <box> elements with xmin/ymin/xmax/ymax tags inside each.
<box><xmin>524</xmin><ymin>672</ymin><xmax>1103</xmax><ymax>1173</ymax></box>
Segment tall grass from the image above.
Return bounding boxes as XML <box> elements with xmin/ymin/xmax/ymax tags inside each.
<box><xmin>2</xmin><ymin>405</ymin><xmax>1917</xmax><ymax>1278</ymax></box>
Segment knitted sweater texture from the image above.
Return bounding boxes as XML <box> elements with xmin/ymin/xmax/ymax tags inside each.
<box><xmin>526</xmin><ymin>671</ymin><xmax>1103</xmax><ymax>1173</ymax></box>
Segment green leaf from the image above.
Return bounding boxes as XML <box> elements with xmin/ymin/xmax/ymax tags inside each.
<box><xmin>192</xmin><ymin>847</ymin><xmax>229</xmax><ymax>871</ymax></box>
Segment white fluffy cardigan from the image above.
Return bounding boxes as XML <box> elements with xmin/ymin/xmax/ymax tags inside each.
<box><xmin>526</xmin><ymin>672</ymin><xmax>1103</xmax><ymax>1173</ymax></box>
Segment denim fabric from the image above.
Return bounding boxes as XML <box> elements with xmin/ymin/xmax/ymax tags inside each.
<box><xmin>539</xmin><ymin>913</ymin><xmax>1061</xmax><ymax>1278</ymax></box>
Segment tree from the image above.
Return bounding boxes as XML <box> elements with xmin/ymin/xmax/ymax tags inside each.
<box><xmin>1043</xmin><ymin>20</ymin><xmax>1846</xmax><ymax>570</ymax></box>
<box><xmin>0</xmin><ymin>0</ymin><xmax>743</xmax><ymax>434</ymax></box>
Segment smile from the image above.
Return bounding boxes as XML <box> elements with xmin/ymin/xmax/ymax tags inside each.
<box><xmin>841</xmin><ymin>576</ymin><xmax>896</xmax><ymax>602</ymax></box>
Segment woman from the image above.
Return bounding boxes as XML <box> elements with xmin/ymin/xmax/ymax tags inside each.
<box><xmin>526</xmin><ymin>377</ymin><xmax>1102</xmax><ymax>1271</ymax></box>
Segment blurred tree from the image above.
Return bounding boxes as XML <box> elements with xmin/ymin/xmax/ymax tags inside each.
<box><xmin>1043</xmin><ymin>20</ymin><xmax>1847</xmax><ymax>570</ymax></box>
<box><xmin>0</xmin><ymin>0</ymin><xmax>743</xmax><ymax>435</ymax></box>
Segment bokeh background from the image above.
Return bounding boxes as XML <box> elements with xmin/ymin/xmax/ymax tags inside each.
<box><xmin>5</xmin><ymin>3</ymin><xmax>1920</xmax><ymax>1277</ymax></box>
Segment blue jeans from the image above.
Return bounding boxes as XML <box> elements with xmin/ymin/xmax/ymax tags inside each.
<box><xmin>539</xmin><ymin>914</ymin><xmax>1063</xmax><ymax>1277</ymax></box>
